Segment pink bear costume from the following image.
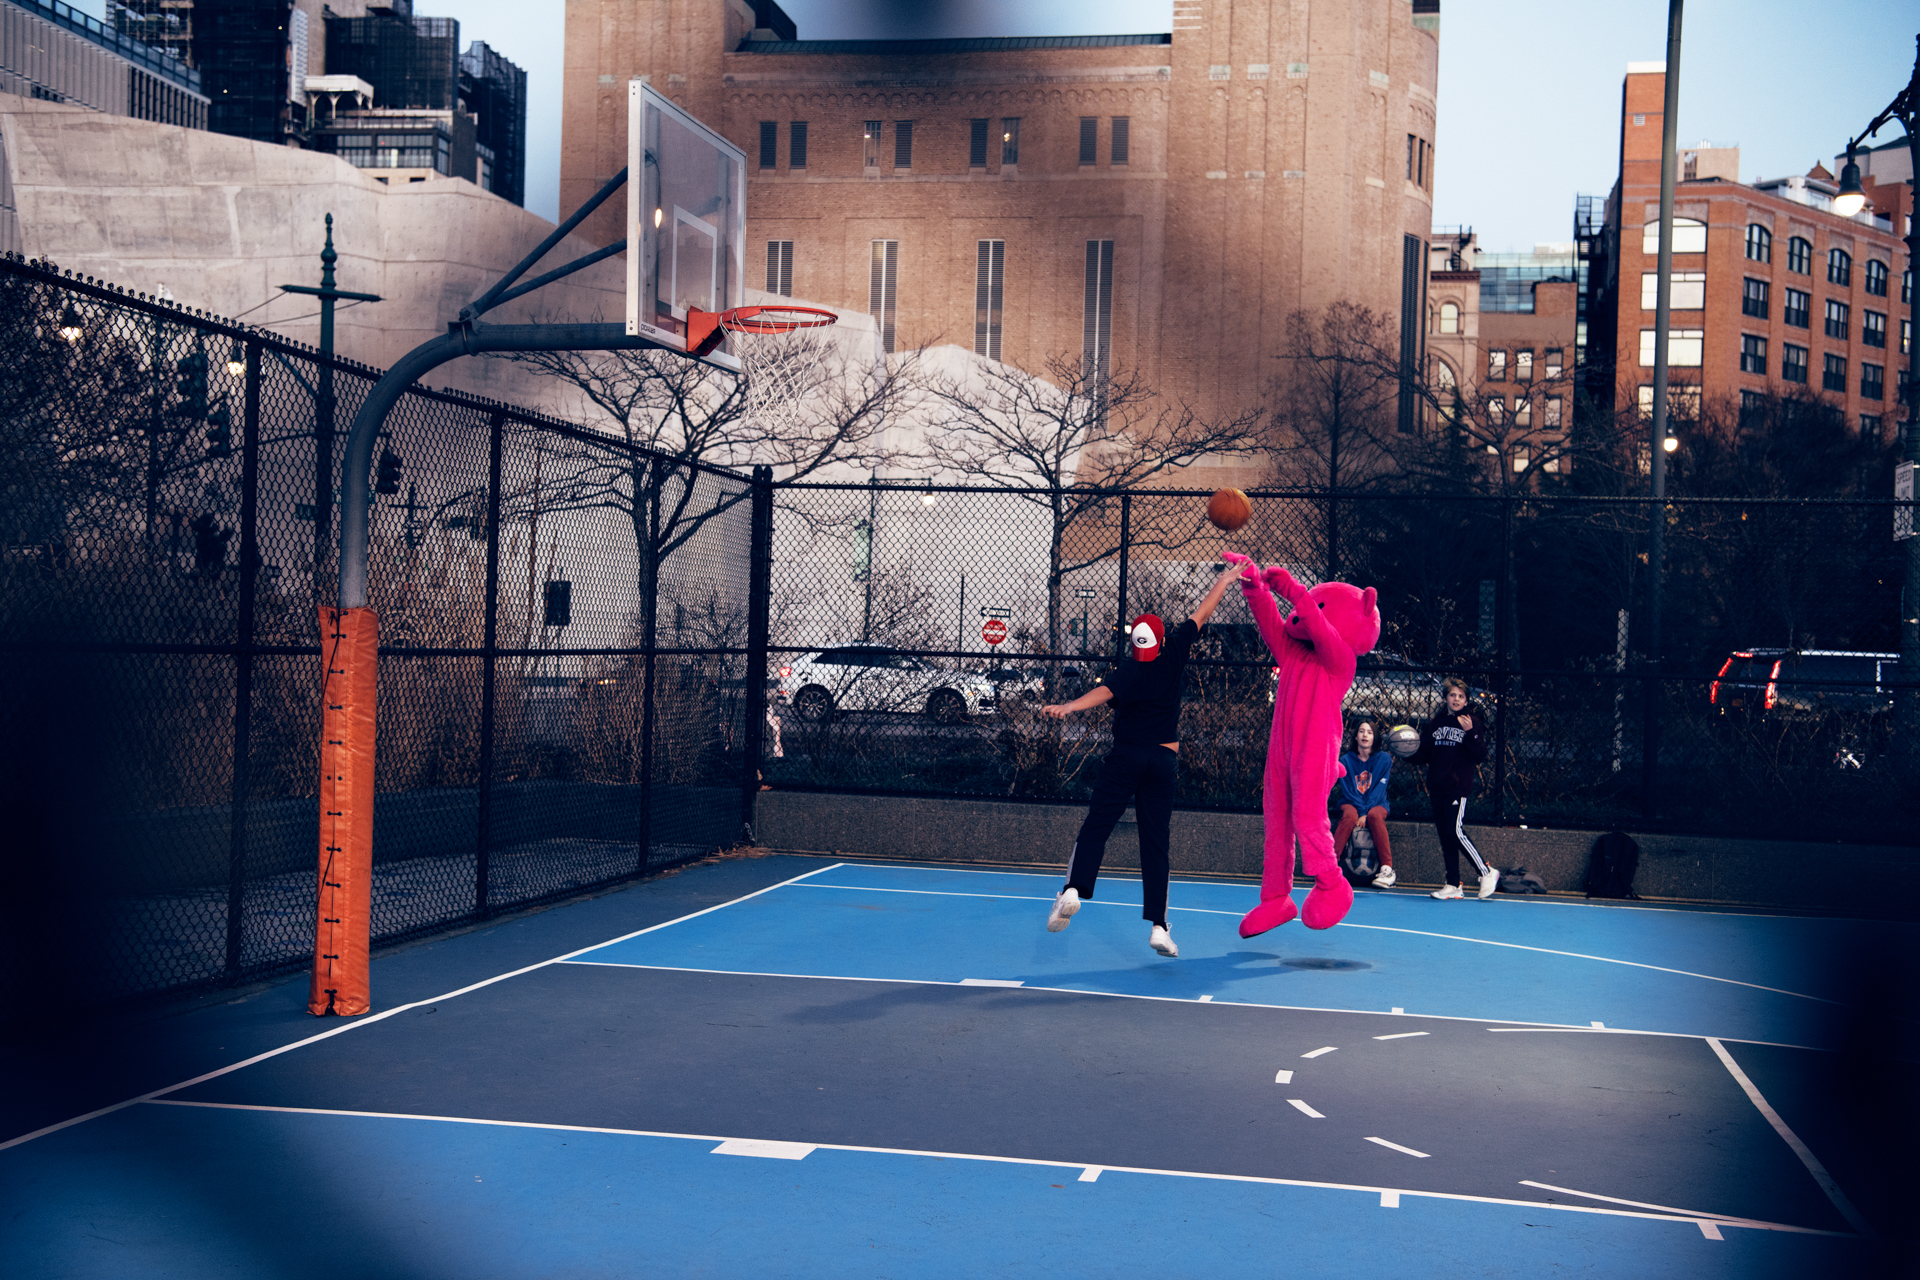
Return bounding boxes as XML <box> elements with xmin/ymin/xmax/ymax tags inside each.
<box><xmin>1226</xmin><ymin>553</ymin><xmax>1381</xmax><ymax>938</ymax></box>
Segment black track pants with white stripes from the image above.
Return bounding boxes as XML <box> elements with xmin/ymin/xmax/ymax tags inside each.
<box><xmin>1430</xmin><ymin>795</ymin><xmax>1490</xmax><ymax>887</ymax></box>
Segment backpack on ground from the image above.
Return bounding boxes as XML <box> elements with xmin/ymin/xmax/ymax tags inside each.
<box><xmin>1585</xmin><ymin>831</ymin><xmax>1641</xmax><ymax>900</ymax></box>
<box><xmin>1339</xmin><ymin>822</ymin><xmax>1381</xmax><ymax>886</ymax></box>
<box><xmin>1497</xmin><ymin>866</ymin><xmax>1547</xmax><ymax>894</ymax></box>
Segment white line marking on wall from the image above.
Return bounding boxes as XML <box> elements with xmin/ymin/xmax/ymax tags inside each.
<box><xmin>1302</xmin><ymin>1046</ymin><xmax>1338</xmax><ymax>1058</ymax></box>
<box><xmin>139</xmin><ymin>1099</ymin><xmax>1848</xmax><ymax>1236</ymax></box>
<box><xmin>0</xmin><ymin>863</ymin><xmax>854</xmax><ymax>1154</ymax></box>
<box><xmin>1288</xmin><ymin>1099</ymin><xmax>1325</xmax><ymax>1118</ymax></box>
<box><xmin>1274</xmin><ymin>1070</ymin><xmax>1294</xmax><ymax>1084</ymax></box>
<box><xmin>958</xmin><ymin>979</ymin><xmax>1023</xmax><ymax>987</ymax></box>
<box><xmin>1373</xmin><ymin>1031</ymin><xmax>1430</xmax><ymax>1041</ymax></box>
<box><xmin>1380</xmin><ymin>1190</ymin><xmax>1401</xmax><ymax>1207</ymax></box>
<box><xmin>1079</xmin><ymin>1167</ymin><xmax>1102</xmax><ymax>1182</ymax></box>
<box><xmin>1706</xmin><ymin>1037</ymin><xmax>1877</xmax><ymax>1238</ymax></box>
<box><xmin>1365</xmin><ymin>1137</ymin><xmax>1430</xmax><ymax>1158</ymax></box>
<box><xmin>712</xmin><ymin>1139</ymin><xmax>814</xmax><ymax>1160</ymax></box>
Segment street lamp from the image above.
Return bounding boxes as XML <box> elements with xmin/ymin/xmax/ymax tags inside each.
<box><xmin>1662</xmin><ymin>434</ymin><xmax>1679</xmax><ymax>453</ymax></box>
<box><xmin>226</xmin><ymin>341</ymin><xmax>247</xmax><ymax>377</ymax></box>
<box><xmin>1837</xmin><ymin>35</ymin><xmax>1920</xmax><ymax>754</ymax></box>
<box><xmin>57</xmin><ymin>303</ymin><xmax>83</xmax><ymax>344</ymax></box>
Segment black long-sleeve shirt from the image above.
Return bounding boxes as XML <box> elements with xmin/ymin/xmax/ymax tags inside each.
<box><xmin>1409</xmin><ymin>702</ymin><xmax>1487</xmax><ymax>801</ymax></box>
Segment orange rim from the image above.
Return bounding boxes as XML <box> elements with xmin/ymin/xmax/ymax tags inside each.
<box><xmin>719</xmin><ymin>305</ymin><xmax>839</xmax><ymax>333</ymax></box>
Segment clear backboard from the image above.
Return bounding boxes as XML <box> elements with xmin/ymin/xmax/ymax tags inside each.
<box><xmin>626</xmin><ymin>79</ymin><xmax>746</xmax><ymax>371</ymax></box>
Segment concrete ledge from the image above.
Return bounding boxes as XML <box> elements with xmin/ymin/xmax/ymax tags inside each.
<box><xmin>756</xmin><ymin>790</ymin><xmax>1920</xmax><ymax>916</ymax></box>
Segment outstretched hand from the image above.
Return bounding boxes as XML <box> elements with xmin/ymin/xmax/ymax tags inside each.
<box><xmin>1223</xmin><ymin>550</ymin><xmax>1262</xmax><ymax>585</ymax></box>
<box><xmin>1265</xmin><ymin>563</ymin><xmax>1306</xmax><ymax>602</ymax></box>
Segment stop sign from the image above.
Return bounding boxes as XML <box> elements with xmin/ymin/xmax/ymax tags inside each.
<box><xmin>982</xmin><ymin>618</ymin><xmax>1008</xmax><ymax>645</ymax></box>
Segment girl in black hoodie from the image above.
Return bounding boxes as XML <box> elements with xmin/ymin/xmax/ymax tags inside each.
<box><xmin>1409</xmin><ymin>677</ymin><xmax>1496</xmax><ymax>899</ymax></box>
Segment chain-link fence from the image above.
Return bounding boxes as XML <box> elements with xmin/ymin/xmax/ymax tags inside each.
<box><xmin>0</xmin><ymin>256</ymin><xmax>761</xmax><ymax>1024</ymax></box>
<box><xmin>763</xmin><ymin>482</ymin><xmax>1918</xmax><ymax>849</ymax></box>
<box><xmin>5</xmin><ymin>252</ymin><xmax>1916</xmax><ymax>1024</ymax></box>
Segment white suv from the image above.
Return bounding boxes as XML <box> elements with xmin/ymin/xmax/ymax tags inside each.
<box><xmin>777</xmin><ymin>646</ymin><xmax>998</xmax><ymax>724</ymax></box>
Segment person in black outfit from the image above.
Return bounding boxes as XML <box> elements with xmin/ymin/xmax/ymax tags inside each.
<box><xmin>1409</xmin><ymin>677</ymin><xmax>1496</xmax><ymax>899</ymax></box>
<box><xmin>1039</xmin><ymin>563</ymin><xmax>1240</xmax><ymax>957</ymax></box>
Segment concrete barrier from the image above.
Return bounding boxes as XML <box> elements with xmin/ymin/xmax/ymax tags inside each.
<box><xmin>756</xmin><ymin>790</ymin><xmax>1920</xmax><ymax>917</ymax></box>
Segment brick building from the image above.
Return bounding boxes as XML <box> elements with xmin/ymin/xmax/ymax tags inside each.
<box><xmin>561</xmin><ymin>0</ymin><xmax>1441</xmax><ymax>444</ymax></box>
<box><xmin>1591</xmin><ymin>64</ymin><xmax>1912</xmax><ymax>450</ymax></box>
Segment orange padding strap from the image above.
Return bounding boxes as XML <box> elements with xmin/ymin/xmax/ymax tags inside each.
<box><xmin>309</xmin><ymin>606</ymin><xmax>378</xmax><ymax>1017</ymax></box>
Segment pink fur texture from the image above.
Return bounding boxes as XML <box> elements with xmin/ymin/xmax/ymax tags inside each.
<box><xmin>1225</xmin><ymin>553</ymin><xmax>1380</xmax><ymax>937</ymax></box>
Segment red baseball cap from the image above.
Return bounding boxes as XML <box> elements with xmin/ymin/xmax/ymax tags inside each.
<box><xmin>1129</xmin><ymin>614</ymin><xmax>1166</xmax><ymax>662</ymax></box>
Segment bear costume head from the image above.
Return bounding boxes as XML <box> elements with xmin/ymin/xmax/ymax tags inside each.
<box><xmin>1275</xmin><ymin>572</ymin><xmax>1381</xmax><ymax>658</ymax></box>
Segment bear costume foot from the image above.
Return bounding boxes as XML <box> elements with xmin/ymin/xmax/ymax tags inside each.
<box><xmin>1238</xmin><ymin>895</ymin><xmax>1298</xmax><ymax>938</ymax></box>
<box><xmin>1300</xmin><ymin>874</ymin><xmax>1355</xmax><ymax>930</ymax></box>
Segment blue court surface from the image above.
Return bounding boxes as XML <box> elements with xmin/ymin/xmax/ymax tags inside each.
<box><xmin>4</xmin><ymin>856</ymin><xmax>1914</xmax><ymax>1278</ymax></box>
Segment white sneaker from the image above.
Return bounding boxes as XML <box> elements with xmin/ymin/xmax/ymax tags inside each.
<box><xmin>1047</xmin><ymin>887</ymin><xmax>1080</xmax><ymax>932</ymax></box>
<box><xmin>1478</xmin><ymin>868</ymin><xmax>1500</xmax><ymax>899</ymax></box>
<box><xmin>1430</xmin><ymin>884</ymin><xmax>1464</xmax><ymax>900</ymax></box>
<box><xmin>1149</xmin><ymin>925</ymin><xmax>1179</xmax><ymax>957</ymax></box>
<box><xmin>1372</xmin><ymin>866</ymin><xmax>1397</xmax><ymax>889</ymax></box>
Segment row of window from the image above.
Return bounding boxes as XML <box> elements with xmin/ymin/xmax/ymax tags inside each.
<box><xmin>758</xmin><ymin>116</ymin><xmax>1138</xmax><ymax>172</ymax></box>
<box><xmin>1737</xmin><ymin>334</ymin><xmax>1890</xmax><ymax>398</ymax></box>
<box><xmin>1483</xmin><ymin>395</ymin><xmax>1564</xmax><ymax>428</ymax></box>
<box><xmin>1404</xmin><ymin>134</ymin><xmax>1432</xmax><ymax>190</ymax></box>
<box><xmin>1737</xmin><ymin>279</ymin><xmax>1896</xmax><ymax>346</ymax></box>
<box><xmin>1738</xmin><ymin>391</ymin><xmax>1895</xmax><ymax>437</ymax></box>
<box><xmin>764</xmin><ymin>236</ymin><xmax>1118</xmax><ymax>362</ymax></box>
<box><xmin>1744</xmin><ymin>223</ymin><xmax>1901</xmax><ymax>297</ymax></box>
<box><xmin>1640</xmin><ymin>320</ymin><xmax>1913</xmax><ymax>369</ymax></box>
<box><xmin>1483</xmin><ymin>347</ymin><xmax>1564</xmax><ymax>381</ymax></box>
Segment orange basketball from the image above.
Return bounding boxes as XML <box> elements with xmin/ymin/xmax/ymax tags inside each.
<box><xmin>1206</xmin><ymin>487</ymin><xmax>1252</xmax><ymax>532</ymax></box>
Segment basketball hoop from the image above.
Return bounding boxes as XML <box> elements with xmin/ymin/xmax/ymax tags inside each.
<box><xmin>689</xmin><ymin>305</ymin><xmax>840</xmax><ymax>434</ymax></box>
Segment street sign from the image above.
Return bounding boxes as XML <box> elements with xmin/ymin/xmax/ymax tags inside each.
<box><xmin>1074</xmin><ymin>588</ymin><xmax>1098</xmax><ymax>598</ymax></box>
<box><xmin>1897</xmin><ymin>462</ymin><xmax>1914</xmax><ymax>542</ymax></box>
<box><xmin>982</xmin><ymin>619</ymin><xmax>1008</xmax><ymax>645</ymax></box>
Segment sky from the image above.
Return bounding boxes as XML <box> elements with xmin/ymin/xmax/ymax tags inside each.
<box><xmin>77</xmin><ymin>0</ymin><xmax>1914</xmax><ymax>243</ymax></box>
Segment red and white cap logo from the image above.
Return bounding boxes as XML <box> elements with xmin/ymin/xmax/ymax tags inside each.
<box><xmin>1130</xmin><ymin>614</ymin><xmax>1165</xmax><ymax>662</ymax></box>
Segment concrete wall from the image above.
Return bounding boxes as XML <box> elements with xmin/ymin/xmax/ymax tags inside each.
<box><xmin>756</xmin><ymin>789</ymin><xmax>1920</xmax><ymax>916</ymax></box>
<box><xmin>0</xmin><ymin>90</ymin><xmax>624</xmax><ymax>411</ymax></box>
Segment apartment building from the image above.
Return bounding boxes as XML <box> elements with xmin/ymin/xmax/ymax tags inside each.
<box><xmin>562</xmin><ymin>0</ymin><xmax>1441</xmax><ymax>435</ymax></box>
<box><xmin>1591</xmin><ymin>64</ymin><xmax>1911</xmax><ymax>447</ymax></box>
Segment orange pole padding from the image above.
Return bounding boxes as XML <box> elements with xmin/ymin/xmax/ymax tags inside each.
<box><xmin>309</xmin><ymin>606</ymin><xmax>379</xmax><ymax>1017</ymax></box>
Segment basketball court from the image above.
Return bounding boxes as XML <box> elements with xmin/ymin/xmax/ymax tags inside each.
<box><xmin>4</xmin><ymin>854</ymin><xmax>1910</xmax><ymax>1277</ymax></box>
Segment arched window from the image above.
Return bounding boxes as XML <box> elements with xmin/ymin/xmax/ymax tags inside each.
<box><xmin>1865</xmin><ymin>259</ymin><xmax>1889</xmax><ymax>297</ymax></box>
<box><xmin>1437</xmin><ymin>301</ymin><xmax>1460</xmax><ymax>334</ymax></box>
<box><xmin>1828</xmin><ymin>248</ymin><xmax>1852</xmax><ymax>287</ymax></box>
<box><xmin>1643</xmin><ymin>217</ymin><xmax>1706</xmax><ymax>254</ymax></box>
<box><xmin>1786</xmin><ymin>236</ymin><xmax>1812</xmax><ymax>274</ymax></box>
<box><xmin>1745</xmin><ymin>223</ymin><xmax>1771</xmax><ymax>263</ymax></box>
<box><xmin>1432</xmin><ymin>359</ymin><xmax>1458</xmax><ymax>423</ymax></box>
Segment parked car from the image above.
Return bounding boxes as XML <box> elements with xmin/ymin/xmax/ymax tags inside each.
<box><xmin>1710</xmin><ymin>649</ymin><xmax>1900</xmax><ymax>717</ymax></box>
<box><xmin>776</xmin><ymin>645</ymin><xmax>999</xmax><ymax>724</ymax></box>
<box><xmin>1344</xmin><ymin>653</ymin><xmax>1493</xmax><ymax>726</ymax></box>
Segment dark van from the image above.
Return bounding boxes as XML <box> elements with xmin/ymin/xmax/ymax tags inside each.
<box><xmin>1710</xmin><ymin>649</ymin><xmax>1900</xmax><ymax>717</ymax></box>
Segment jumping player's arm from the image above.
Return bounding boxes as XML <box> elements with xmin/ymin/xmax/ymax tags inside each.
<box><xmin>1226</xmin><ymin>553</ymin><xmax>1289</xmax><ymax>660</ymax></box>
<box><xmin>1041</xmin><ymin>683</ymin><xmax>1114</xmax><ymax>719</ymax></box>
<box><xmin>1188</xmin><ymin>560</ymin><xmax>1243</xmax><ymax>630</ymax></box>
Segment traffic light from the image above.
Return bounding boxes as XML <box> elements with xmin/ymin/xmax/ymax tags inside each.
<box><xmin>173</xmin><ymin>351</ymin><xmax>209</xmax><ymax>420</ymax></box>
<box><xmin>544</xmin><ymin>580</ymin><xmax>572</xmax><ymax>627</ymax></box>
<box><xmin>375</xmin><ymin>446</ymin><xmax>403</xmax><ymax>495</ymax></box>
<box><xmin>205</xmin><ymin>399</ymin><xmax>232</xmax><ymax>458</ymax></box>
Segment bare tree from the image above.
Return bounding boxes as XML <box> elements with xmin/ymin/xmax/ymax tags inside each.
<box><xmin>925</xmin><ymin>352</ymin><xmax>1261</xmax><ymax>669</ymax></box>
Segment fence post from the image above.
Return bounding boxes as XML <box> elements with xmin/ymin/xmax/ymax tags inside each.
<box><xmin>1115</xmin><ymin>491</ymin><xmax>1132</xmax><ymax>656</ymax></box>
<box><xmin>224</xmin><ymin>340</ymin><xmax>262</xmax><ymax>981</ymax></box>
<box><xmin>739</xmin><ymin>466</ymin><xmax>774</xmax><ymax>845</ymax></box>
<box><xmin>475</xmin><ymin>410</ymin><xmax>506</xmax><ymax>919</ymax></box>
<box><xmin>1491</xmin><ymin>492</ymin><xmax>1511</xmax><ymax>823</ymax></box>
<box><xmin>637</xmin><ymin>460</ymin><xmax>659</xmax><ymax>875</ymax></box>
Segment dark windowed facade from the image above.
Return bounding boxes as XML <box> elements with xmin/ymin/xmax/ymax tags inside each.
<box><xmin>1740</xmin><ymin>334</ymin><xmax>1767</xmax><ymax>375</ymax></box>
<box><xmin>1861</xmin><ymin>362</ymin><xmax>1884</xmax><ymax>401</ymax></box>
<box><xmin>969</xmin><ymin>118</ymin><xmax>988</xmax><ymax>168</ymax></box>
<box><xmin>1745</xmin><ymin>223</ymin><xmax>1771</xmax><ymax>262</ymax></box>
<box><xmin>759</xmin><ymin>121</ymin><xmax>776</xmax><ymax>169</ymax></box>
<box><xmin>1865</xmin><ymin>258</ymin><xmax>1888</xmax><ymax>297</ymax></box>
<box><xmin>1864</xmin><ymin>310</ymin><xmax>1886</xmax><ymax>349</ymax></box>
<box><xmin>893</xmin><ymin>120</ymin><xmax>913</xmax><ymax>168</ymax></box>
<box><xmin>1783</xmin><ymin>288</ymin><xmax>1810</xmax><ymax>328</ymax></box>
<box><xmin>1001</xmin><ymin>117</ymin><xmax>1020</xmax><ymax>165</ymax></box>
<box><xmin>790</xmin><ymin>121</ymin><xmax>808</xmax><ymax>169</ymax></box>
<box><xmin>1111</xmin><ymin>116</ymin><xmax>1129</xmax><ymax>165</ymax></box>
<box><xmin>1078</xmin><ymin>117</ymin><xmax>1097</xmax><ymax>165</ymax></box>
<box><xmin>1787</xmin><ymin>236</ymin><xmax>1811</xmax><ymax>274</ymax></box>
<box><xmin>1742</xmin><ymin>277</ymin><xmax>1769</xmax><ymax>318</ymax></box>
<box><xmin>1827</xmin><ymin>249</ymin><xmax>1851</xmax><ymax>286</ymax></box>
<box><xmin>1825</xmin><ymin>299</ymin><xmax>1850</xmax><ymax>341</ymax></box>
<box><xmin>1822</xmin><ymin>352</ymin><xmax>1847</xmax><ymax>393</ymax></box>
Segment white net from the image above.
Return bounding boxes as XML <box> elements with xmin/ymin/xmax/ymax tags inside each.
<box><xmin>723</xmin><ymin>312</ymin><xmax>838</xmax><ymax>436</ymax></box>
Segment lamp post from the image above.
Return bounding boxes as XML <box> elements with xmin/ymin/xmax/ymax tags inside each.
<box><xmin>1837</xmin><ymin>36</ymin><xmax>1920</xmax><ymax>753</ymax></box>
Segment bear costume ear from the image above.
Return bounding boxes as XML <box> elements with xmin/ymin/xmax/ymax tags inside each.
<box><xmin>1363</xmin><ymin>586</ymin><xmax>1377</xmax><ymax>616</ymax></box>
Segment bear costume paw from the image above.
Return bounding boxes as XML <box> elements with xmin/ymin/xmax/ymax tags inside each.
<box><xmin>1237</xmin><ymin>895</ymin><xmax>1298</xmax><ymax>938</ymax></box>
<box><xmin>1301</xmin><ymin>873</ymin><xmax>1355</xmax><ymax>931</ymax></box>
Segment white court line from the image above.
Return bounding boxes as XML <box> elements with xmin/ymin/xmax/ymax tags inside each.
<box><xmin>140</xmin><ymin>1098</ymin><xmax>1853</xmax><ymax>1238</ymax></box>
<box><xmin>0</xmin><ymin>862</ymin><xmax>850</xmax><ymax>1154</ymax></box>
<box><xmin>1373</xmin><ymin>1031</ymin><xmax>1429</xmax><ymax>1041</ymax></box>
<box><xmin>1364</xmin><ymin>1136</ymin><xmax>1430</xmax><ymax>1158</ymax></box>
<box><xmin>1706</xmin><ymin>1038</ymin><xmax>1877</xmax><ymax>1239</ymax></box>
<box><xmin>1274</xmin><ymin>1070</ymin><xmax>1293</xmax><ymax>1084</ymax></box>
<box><xmin>1288</xmin><ymin>1099</ymin><xmax>1326</xmax><ymax>1118</ymax></box>
<box><xmin>557</xmin><ymin>961</ymin><xmax>1830</xmax><ymax>1054</ymax></box>
<box><xmin>1520</xmin><ymin>1180</ymin><xmax>1748</xmax><ymax>1223</ymax></box>
<box><xmin>1301</xmin><ymin>1046</ymin><xmax>1338</xmax><ymax>1058</ymax></box>
<box><xmin>790</xmin><ymin>875</ymin><xmax>1850</xmax><ymax>1011</ymax></box>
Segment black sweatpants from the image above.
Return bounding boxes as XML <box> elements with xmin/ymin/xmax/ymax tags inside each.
<box><xmin>1067</xmin><ymin>742</ymin><xmax>1177</xmax><ymax>926</ymax></box>
<box><xmin>1430</xmin><ymin>794</ymin><xmax>1491</xmax><ymax>886</ymax></box>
